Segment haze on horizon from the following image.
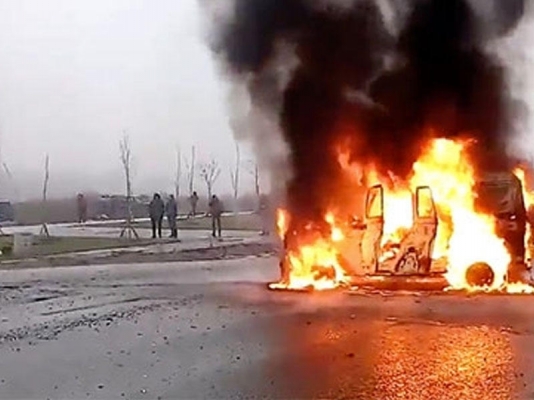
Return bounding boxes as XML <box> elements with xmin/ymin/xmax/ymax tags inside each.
<box><xmin>0</xmin><ymin>0</ymin><xmax>532</xmax><ymax>201</ymax></box>
<box><xmin>0</xmin><ymin>0</ymin><xmax>258</xmax><ymax>202</ymax></box>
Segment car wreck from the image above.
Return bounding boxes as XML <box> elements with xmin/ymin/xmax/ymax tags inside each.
<box><xmin>270</xmin><ymin>139</ymin><xmax>534</xmax><ymax>293</ymax></box>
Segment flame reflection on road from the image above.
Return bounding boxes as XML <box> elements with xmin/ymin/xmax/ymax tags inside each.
<box><xmin>266</xmin><ymin>317</ymin><xmax>515</xmax><ymax>399</ymax></box>
<box><xmin>372</xmin><ymin>324</ymin><xmax>514</xmax><ymax>399</ymax></box>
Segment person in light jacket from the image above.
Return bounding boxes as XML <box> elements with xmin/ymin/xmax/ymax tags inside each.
<box><xmin>166</xmin><ymin>194</ymin><xmax>178</xmax><ymax>239</ymax></box>
<box><xmin>76</xmin><ymin>193</ymin><xmax>88</xmax><ymax>224</ymax></box>
<box><xmin>189</xmin><ymin>191</ymin><xmax>199</xmax><ymax>217</ymax></box>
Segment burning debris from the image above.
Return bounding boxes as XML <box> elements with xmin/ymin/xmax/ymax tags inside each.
<box><xmin>205</xmin><ymin>0</ymin><xmax>534</xmax><ymax>292</ymax></box>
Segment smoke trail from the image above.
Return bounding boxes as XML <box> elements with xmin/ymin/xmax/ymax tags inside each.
<box><xmin>204</xmin><ymin>0</ymin><xmax>527</xmax><ymax>223</ymax></box>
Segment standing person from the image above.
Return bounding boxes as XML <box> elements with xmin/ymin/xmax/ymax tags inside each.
<box><xmin>76</xmin><ymin>193</ymin><xmax>88</xmax><ymax>224</ymax></box>
<box><xmin>208</xmin><ymin>194</ymin><xmax>223</xmax><ymax>238</ymax></box>
<box><xmin>148</xmin><ymin>193</ymin><xmax>165</xmax><ymax>239</ymax></box>
<box><xmin>189</xmin><ymin>191</ymin><xmax>199</xmax><ymax>217</ymax></box>
<box><xmin>165</xmin><ymin>194</ymin><xmax>178</xmax><ymax>239</ymax></box>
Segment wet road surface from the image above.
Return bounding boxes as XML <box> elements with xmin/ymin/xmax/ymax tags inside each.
<box><xmin>0</xmin><ymin>257</ymin><xmax>534</xmax><ymax>399</ymax></box>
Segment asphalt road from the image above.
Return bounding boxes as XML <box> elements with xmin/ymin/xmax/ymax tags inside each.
<box><xmin>1</xmin><ymin>257</ymin><xmax>534</xmax><ymax>399</ymax></box>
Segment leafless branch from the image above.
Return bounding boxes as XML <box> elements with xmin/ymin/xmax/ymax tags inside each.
<box><xmin>42</xmin><ymin>154</ymin><xmax>50</xmax><ymax>203</ymax></box>
<box><xmin>119</xmin><ymin>134</ymin><xmax>132</xmax><ymax>199</ymax></box>
<box><xmin>184</xmin><ymin>145</ymin><xmax>196</xmax><ymax>196</ymax></box>
<box><xmin>199</xmin><ymin>158</ymin><xmax>221</xmax><ymax>199</ymax></box>
<box><xmin>175</xmin><ymin>145</ymin><xmax>182</xmax><ymax>199</ymax></box>
<box><xmin>246</xmin><ymin>160</ymin><xmax>260</xmax><ymax>198</ymax></box>
<box><xmin>119</xmin><ymin>134</ymin><xmax>138</xmax><ymax>239</ymax></box>
<box><xmin>40</xmin><ymin>154</ymin><xmax>50</xmax><ymax>236</ymax></box>
<box><xmin>229</xmin><ymin>141</ymin><xmax>241</xmax><ymax>202</ymax></box>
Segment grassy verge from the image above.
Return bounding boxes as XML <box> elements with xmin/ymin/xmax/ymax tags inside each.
<box><xmin>0</xmin><ymin>235</ymin><xmax>154</xmax><ymax>260</ymax></box>
<box><xmin>176</xmin><ymin>213</ymin><xmax>262</xmax><ymax>231</ymax></box>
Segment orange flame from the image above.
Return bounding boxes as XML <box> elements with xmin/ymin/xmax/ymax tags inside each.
<box><xmin>269</xmin><ymin>211</ymin><xmax>349</xmax><ymax>291</ymax></box>
<box><xmin>271</xmin><ymin>137</ymin><xmax>533</xmax><ymax>293</ymax></box>
<box><xmin>276</xmin><ymin>208</ymin><xmax>290</xmax><ymax>239</ymax></box>
<box><xmin>409</xmin><ymin>139</ymin><xmax>510</xmax><ymax>290</ymax></box>
<box><xmin>325</xmin><ymin>212</ymin><xmax>345</xmax><ymax>242</ymax></box>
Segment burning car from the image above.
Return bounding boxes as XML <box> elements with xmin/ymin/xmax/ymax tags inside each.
<box><xmin>210</xmin><ymin>0</ymin><xmax>532</xmax><ymax>294</ymax></box>
<box><xmin>271</xmin><ymin>139</ymin><xmax>534</xmax><ymax>294</ymax></box>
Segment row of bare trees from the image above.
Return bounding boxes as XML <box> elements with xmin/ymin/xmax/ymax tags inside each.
<box><xmin>119</xmin><ymin>136</ymin><xmax>259</xmax><ymax>205</ymax></box>
<box><xmin>36</xmin><ymin>135</ymin><xmax>261</xmax><ymax>240</ymax></box>
<box><xmin>174</xmin><ymin>142</ymin><xmax>261</xmax><ymax>205</ymax></box>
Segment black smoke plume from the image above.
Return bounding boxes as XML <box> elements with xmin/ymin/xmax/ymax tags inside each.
<box><xmin>206</xmin><ymin>0</ymin><xmax>527</xmax><ymax>224</ymax></box>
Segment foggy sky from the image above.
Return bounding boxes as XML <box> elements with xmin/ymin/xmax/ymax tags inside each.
<box><xmin>0</xmin><ymin>0</ymin><xmax>532</xmax><ymax>201</ymax></box>
<box><xmin>0</xmin><ymin>0</ymin><xmax>254</xmax><ymax>200</ymax></box>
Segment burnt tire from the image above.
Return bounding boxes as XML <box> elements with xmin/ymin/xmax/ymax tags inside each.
<box><xmin>465</xmin><ymin>262</ymin><xmax>495</xmax><ymax>288</ymax></box>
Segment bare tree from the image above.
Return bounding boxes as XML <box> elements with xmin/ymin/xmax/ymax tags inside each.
<box><xmin>175</xmin><ymin>145</ymin><xmax>182</xmax><ymax>200</ymax></box>
<box><xmin>189</xmin><ymin>146</ymin><xmax>195</xmax><ymax>195</ymax></box>
<box><xmin>199</xmin><ymin>158</ymin><xmax>221</xmax><ymax>199</ymax></box>
<box><xmin>184</xmin><ymin>145</ymin><xmax>196</xmax><ymax>196</ymax></box>
<box><xmin>39</xmin><ymin>154</ymin><xmax>50</xmax><ymax>237</ymax></box>
<box><xmin>119</xmin><ymin>134</ymin><xmax>139</xmax><ymax>240</ymax></box>
<box><xmin>229</xmin><ymin>142</ymin><xmax>241</xmax><ymax>212</ymax></box>
<box><xmin>246</xmin><ymin>160</ymin><xmax>261</xmax><ymax>198</ymax></box>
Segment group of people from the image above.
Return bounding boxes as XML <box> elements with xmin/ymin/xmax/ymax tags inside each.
<box><xmin>148</xmin><ymin>193</ymin><xmax>178</xmax><ymax>239</ymax></box>
<box><xmin>148</xmin><ymin>192</ymin><xmax>224</xmax><ymax>239</ymax></box>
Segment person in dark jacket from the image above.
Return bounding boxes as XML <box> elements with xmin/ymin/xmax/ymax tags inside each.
<box><xmin>166</xmin><ymin>194</ymin><xmax>178</xmax><ymax>239</ymax></box>
<box><xmin>208</xmin><ymin>194</ymin><xmax>223</xmax><ymax>238</ymax></box>
<box><xmin>149</xmin><ymin>193</ymin><xmax>165</xmax><ymax>239</ymax></box>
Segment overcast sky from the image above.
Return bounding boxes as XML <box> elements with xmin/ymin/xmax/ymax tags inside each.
<box><xmin>0</xmin><ymin>0</ymin><xmax>251</xmax><ymax>200</ymax></box>
<box><xmin>0</xmin><ymin>0</ymin><xmax>532</xmax><ymax>201</ymax></box>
